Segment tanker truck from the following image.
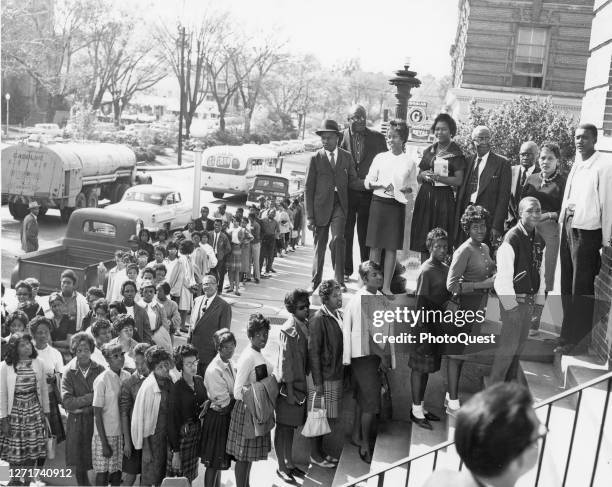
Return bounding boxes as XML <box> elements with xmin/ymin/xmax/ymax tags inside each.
<box><xmin>1</xmin><ymin>142</ymin><xmax>152</xmax><ymax>222</ymax></box>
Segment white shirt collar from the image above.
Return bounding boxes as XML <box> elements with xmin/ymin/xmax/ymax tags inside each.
<box><xmin>326</xmin><ymin>148</ymin><xmax>338</xmax><ymax>160</ymax></box>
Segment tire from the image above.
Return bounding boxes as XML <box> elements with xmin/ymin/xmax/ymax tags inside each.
<box><xmin>112</xmin><ymin>183</ymin><xmax>131</xmax><ymax>203</ymax></box>
<box><xmin>212</xmin><ymin>192</ymin><xmax>224</xmax><ymax>199</ymax></box>
<box><xmin>60</xmin><ymin>208</ymin><xmax>72</xmax><ymax>223</ymax></box>
<box><xmin>85</xmin><ymin>189</ymin><xmax>98</xmax><ymax>208</ymax></box>
<box><xmin>8</xmin><ymin>202</ymin><xmax>29</xmax><ymax>220</ymax></box>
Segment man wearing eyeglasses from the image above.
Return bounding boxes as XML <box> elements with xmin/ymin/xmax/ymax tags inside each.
<box><xmin>423</xmin><ymin>383</ymin><xmax>547</xmax><ymax>487</ymax></box>
<box><xmin>454</xmin><ymin>125</ymin><xmax>512</xmax><ymax>253</ymax></box>
<box><xmin>340</xmin><ymin>105</ymin><xmax>387</xmax><ymax>280</ymax></box>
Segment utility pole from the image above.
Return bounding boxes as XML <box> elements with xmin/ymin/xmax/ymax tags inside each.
<box><xmin>177</xmin><ymin>25</ymin><xmax>186</xmax><ymax>166</ymax></box>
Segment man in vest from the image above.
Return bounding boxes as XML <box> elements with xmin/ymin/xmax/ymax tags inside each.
<box><xmin>491</xmin><ymin>197</ymin><xmax>546</xmax><ymax>383</ymax></box>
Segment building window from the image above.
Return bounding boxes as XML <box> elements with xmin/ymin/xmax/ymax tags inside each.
<box><xmin>512</xmin><ymin>26</ymin><xmax>548</xmax><ymax>89</ymax></box>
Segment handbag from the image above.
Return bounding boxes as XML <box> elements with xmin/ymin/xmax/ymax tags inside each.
<box><xmin>380</xmin><ymin>371</ymin><xmax>393</xmax><ymax>421</ymax></box>
<box><xmin>301</xmin><ymin>393</ymin><xmax>331</xmax><ymax>438</ymax></box>
<box><xmin>45</xmin><ymin>417</ymin><xmax>56</xmax><ymax>460</ymax></box>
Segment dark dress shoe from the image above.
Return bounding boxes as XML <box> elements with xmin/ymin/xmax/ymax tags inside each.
<box><xmin>425</xmin><ymin>411</ymin><xmax>441</xmax><ymax>422</ymax></box>
<box><xmin>290</xmin><ymin>467</ymin><xmax>307</xmax><ymax>478</ymax></box>
<box><xmin>276</xmin><ymin>469</ymin><xmax>296</xmax><ymax>483</ymax></box>
<box><xmin>410</xmin><ymin>411</ymin><xmax>433</xmax><ymax>430</ymax></box>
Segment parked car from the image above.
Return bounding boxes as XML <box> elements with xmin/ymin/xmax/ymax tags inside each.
<box><xmin>246</xmin><ymin>173</ymin><xmax>305</xmax><ymax>205</ymax></box>
<box><xmin>105</xmin><ymin>184</ymin><xmax>192</xmax><ymax>232</ymax></box>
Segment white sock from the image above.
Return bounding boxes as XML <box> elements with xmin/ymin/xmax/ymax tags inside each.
<box><xmin>420</xmin><ymin>401</ymin><xmax>428</xmax><ymax>415</ymax></box>
<box><xmin>448</xmin><ymin>399</ymin><xmax>461</xmax><ymax>410</ymax></box>
<box><xmin>445</xmin><ymin>392</ymin><xmax>451</xmax><ymax>403</ymax></box>
<box><xmin>412</xmin><ymin>404</ymin><xmax>425</xmax><ymax>419</ymax></box>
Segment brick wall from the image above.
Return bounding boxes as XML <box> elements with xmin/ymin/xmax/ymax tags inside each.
<box><xmin>592</xmin><ymin>247</ymin><xmax>612</xmax><ymax>365</ymax></box>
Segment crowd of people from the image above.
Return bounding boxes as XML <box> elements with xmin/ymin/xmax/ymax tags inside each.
<box><xmin>1</xmin><ymin>102</ymin><xmax>610</xmax><ymax>487</ymax></box>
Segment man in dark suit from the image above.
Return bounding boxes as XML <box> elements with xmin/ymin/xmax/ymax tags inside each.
<box><xmin>194</xmin><ymin>206</ymin><xmax>215</xmax><ymax>232</ymax></box>
<box><xmin>305</xmin><ymin>119</ymin><xmax>366</xmax><ymax>293</ymax></box>
<box><xmin>506</xmin><ymin>141</ymin><xmax>540</xmax><ymax>231</ymax></box>
<box><xmin>208</xmin><ymin>219</ymin><xmax>232</xmax><ymax>294</ymax></box>
<box><xmin>455</xmin><ymin>125</ymin><xmax>512</xmax><ymax>251</ymax></box>
<box><xmin>340</xmin><ymin>105</ymin><xmax>388</xmax><ymax>279</ymax></box>
<box><xmin>188</xmin><ymin>274</ymin><xmax>232</xmax><ymax>376</ymax></box>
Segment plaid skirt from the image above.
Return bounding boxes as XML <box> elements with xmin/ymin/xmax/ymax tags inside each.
<box><xmin>225</xmin><ymin>400</ymin><xmax>271</xmax><ymax>462</ymax></box>
<box><xmin>0</xmin><ymin>391</ymin><xmax>47</xmax><ymax>463</ymax></box>
<box><xmin>92</xmin><ymin>434</ymin><xmax>123</xmax><ymax>473</ymax></box>
<box><xmin>306</xmin><ymin>375</ymin><xmax>342</xmax><ymax>419</ymax></box>
<box><xmin>201</xmin><ymin>405</ymin><xmax>234</xmax><ymax>470</ymax></box>
<box><xmin>227</xmin><ymin>244</ymin><xmax>243</xmax><ymax>274</ymax></box>
<box><xmin>166</xmin><ymin>420</ymin><xmax>202</xmax><ymax>482</ymax></box>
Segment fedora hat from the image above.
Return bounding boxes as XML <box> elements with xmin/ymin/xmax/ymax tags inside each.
<box><xmin>315</xmin><ymin>119</ymin><xmax>341</xmax><ymax>136</ymax></box>
<box><xmin>28</xmin><ymin>201</ymin><xmax>40</xmax><ymax>209</ymax></box>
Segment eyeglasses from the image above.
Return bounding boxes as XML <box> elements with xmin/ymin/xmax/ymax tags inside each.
<box><xmin>350</xmin><ymin>115</ymin><xmax>366</xmax><ymax>122</ymax></box>
<box><xmin>184</xmin><ymin>360</ymin><xmax>199</xmax><ymax>368</ymax></box>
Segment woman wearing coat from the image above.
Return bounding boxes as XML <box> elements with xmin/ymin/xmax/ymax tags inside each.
<box><xmin>61</xmin><ymin>332</ymin><xmax>105</xmax><ymax>486</ymax></box>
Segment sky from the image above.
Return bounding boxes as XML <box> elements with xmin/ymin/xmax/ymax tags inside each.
<box><xmin>153</xmin><ymin>0</ymin><xmax>460</xmax><ymax>78</ymax></box>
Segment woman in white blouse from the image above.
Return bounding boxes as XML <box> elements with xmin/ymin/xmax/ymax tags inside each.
<box><xmin>365</xmin><ymin>120</ymin><xmax>418</xmax><ymax>295</ymax></box>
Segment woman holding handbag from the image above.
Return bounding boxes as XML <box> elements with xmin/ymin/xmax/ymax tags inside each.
<box><xmin>307</xmin><ymin>280</ymin><xmax>344</xmax><ymax>468</ymax></box>
<box><xmin>409</xmin><ymin>229</ymin><xmax>451</xmax><ymax>430</ymax></box>
<box><xmin>275</xmin><ymin>289</ymin><xmax>310</xmax><ymax>483</ymax></box>
<box><xmin>0</xmin><ymin>333</ymin><xmax>50</xmax><ymax>486</ymax></box>
<box><xmin>201</xmin><ymin>329</ymin><xmax>237</xmax><ymax>487</ymax></box>
<box><xmin>445</xmin><ymin>206</ymin><xmax>496</xmax><ymax>415</ymax></box>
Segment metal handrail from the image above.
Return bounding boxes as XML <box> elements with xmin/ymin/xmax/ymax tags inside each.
<box><xmin>343</xmin><ymin>369</ymin><xmax>612</xmax><ymax>487</ymax></box>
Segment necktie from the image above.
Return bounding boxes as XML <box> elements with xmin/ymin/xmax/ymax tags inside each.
<box><xmin>213</xmin><ymin>233</ymin><xmax>218</xmax><ymax>253</ymax></box>
<box><xmin>329</xmin><ymin>152</ymin><xmax>336</xmax><ymax>170</ymax></box>
<box><xmin>519</xmin><ymin>168</ymin><xmax>527</xmax><ymax>188</ymax></box>
<box><xmin>469</xmin><ymin>157</ymin><xmax>482</xmax><ymax>196</ymax></box>
<box><xmin>202</xmin><ymin>298</ymin><xmax>209</xmax><ymax>313</ymax></box>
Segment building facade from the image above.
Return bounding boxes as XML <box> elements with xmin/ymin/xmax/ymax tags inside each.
<box><xmin>446</xmin><ymin>0</ymin><xmax>594</xmax><ymax>120</ymax></box>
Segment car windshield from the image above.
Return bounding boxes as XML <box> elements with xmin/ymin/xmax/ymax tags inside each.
<box><xmin>123</xmin><ymin>191</ymin><xmax>165</xmax><ymax>205</ymax></box>
<box><xmin>254</xmin><ymin>179</ymin><xmax>287</xmax><ymax>191</ymax></box>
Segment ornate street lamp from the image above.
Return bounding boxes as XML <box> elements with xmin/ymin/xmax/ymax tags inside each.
<box><xmin>388</xmin><ymin>58</ymin><xmax>421</xmax><ymax>122</ymax></box>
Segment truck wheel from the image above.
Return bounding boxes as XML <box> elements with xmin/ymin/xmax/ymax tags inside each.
<box><xmin>212</xmin><ymin>192</ymin><xmax>224</xmax><ymax>199</ymax></box>
<box><xmin>8</xmin><ymin>202</ymin><xmax>29</xmax><ymax>220</ymax></box>
<box><xmin>85</xmin><ymin>189</ymin><xmax>98</xmax><ymax>208</ymax></box>
<box><xmin>112</xmin><ymin>183</ymin><xmax>130</xmax><ymax>203</ymax></box>
<box><xmin>60</xmin><ymin>208</ymin><xmax>72</xmax><ymax>223</ymax></box>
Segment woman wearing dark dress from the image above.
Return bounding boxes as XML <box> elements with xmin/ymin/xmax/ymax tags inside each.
<box><xmin>61</xmin><ymin>332</ymin><xmax>106</xmax><ymax>486</ymax></box>
<box><xmin>14</xmin><ymin>281</ymin><xmax>44</xmax><ymax>321</ymax></box>
<box><xmin>409</xmin><ymin>229</ymin><xmax>451</xmax><ymax>430</ymax></box>
<box><xmin>521</xmin><ymin>142</ymin><xmax>567</xmax><ymax>293</ymax></box>
<box><xmin>167</xmin><ymin>344</ymin><xmax>206</xmax><ymax>485</ymax></box>
<box><xmin>411</xmin><ymin>114</ymin><xmax>466</xmax><ymax>261</ymax></box>
<box><xmin>445</xmin><ymin>206</ymin><xmax>496</xmax><ymax>416</ymax></box>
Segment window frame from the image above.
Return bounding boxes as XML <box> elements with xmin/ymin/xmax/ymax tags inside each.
<box><xmin>512</xmin><ymin>25</ymin><xmax>550</xmax><ymax>89</ymax></box>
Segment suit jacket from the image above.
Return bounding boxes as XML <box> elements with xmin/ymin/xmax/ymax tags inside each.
<box><xmin>507</xmin><ymin>164</ymin><xmax>540</xmax><ymax>230</ymax></box>
<box><xmin>188</xmin><ymin>294</ymin><xmax>232</xmax><ymax>366</ymax></box>
<box><xmin>208</xmin><ymin>230</ymin><xmax>231</xmax><ymax>261</ymax></box>
<box><xmin>339</xmin><ymin>127</ymin><xmax>388</xmax><ymax>180</ymax></box>
<box><xmin>21</xmin><ymin>212</ymin><xmax>39</xmax><ymax>252</ymax></box>
<box><xmin>455</xmin><ymin>151</ymin><xmax>512</xmax><ymax>240</ymax></box>
<box><xmin>194</xmin><ymin>217</ymin><xmax>215</xmax><ymax>232</ymax></box>
<box><xmin>305</xmin><ymin>148</ymin><xmax>365</xmax><ymax>227</ymax></box>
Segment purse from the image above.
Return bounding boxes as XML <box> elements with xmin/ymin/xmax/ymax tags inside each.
<box><xmin>45</xmin><ymin>417</ymin><xmax>56</xmax><ymax>460</ymax></box>
<box><xmin>301</xmin><ymin>393</ymin><xmax>331</xmax><ymax>438</ymax></box>
<box><xmin>380</xmin><ymin>371</ymin><xmax>393</xmax><ymax>422</ymax></box>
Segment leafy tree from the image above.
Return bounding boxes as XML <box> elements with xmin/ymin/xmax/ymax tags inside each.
<box><xmin>454</xmin><ymin>97</ymin><xmax>577</xmax><ymax>170</ymax></box>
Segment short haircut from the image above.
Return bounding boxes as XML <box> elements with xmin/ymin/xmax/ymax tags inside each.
<box><xmin>91</xmin><ymin>318</ymin><xmax>112</xmax><ymax>338</ymax></box>
<box><xmin>166</xmin><ymin>241</ymin><xmax>179</xmax><ymax>252</ymax></box>
<box><xmin>145</xmin><ymin>345</ymin><xmax>173</xmax><ymax>370</ymax></box>
<box><xmin>284</xmin><ymin>289</ymin><xmax>311</xmax><ymax>315</ymax></box>
<box><xmin>358</xmin><ymin>260</ymin><xmax>382</xmax><ymax>282</ymax></box>
<box><xmin>133</xmin><ymin>342</ymin><xmax>150</xmax><ymax>357</ymax></box>
<box><xmin>29</xmin><ymin>316</ymin><xmax>53</xmax><ymax>336</ymax></box>
<box><xmin>156</xmin><ymin>229</ymin><xmax>169</xmax><ymax>240</ymax></box>
<box><xmin>70</xmin><ymin>331</ymin><xmax>96</xmax><ymax>354</ymax></box>
<box><xmin>191</xmin><ymin>231</ymin><xmax>202</xmax><ymax>239</ymax></box>
<box><xmin>179</xmin><ymin>240</ymin><xmax>195</xmax><ymax>255</ymax></box>
<box><xmin>431</xmin><ymin>112</ymin><xmax>457</xmax><ymax>137</ymax></box>
<box><xmin>201</xmin><ymin>206</ymin><xmax>209</xmax><ymax>212</ymax></box>
<box><xmin>425</xmin><ymin>228</ymin><xmax>448</xmax><ymax>251</ymax></box>
<box><xmin>48</xmin><ymin>292</ymin><xmax>64</xmax><ymax>306</ymax></box>
<box><xmin>455</xmin><ymin>383</ymin><xmax>535</xmax><ymax>477</ymax></box>
<box><xmin>142</xmin><ymin>267</ymin><xmax>155</xmax><ymax>278</ymax></box>
<box><xmin>112</xmin><ymin>314</ymin><xmax>135</xmax><ymax>335</ymax></box>
<box><xmin>14</xmin><ymin>280</ymin><xmax>33</xmax><ymax>297</ymax></box>
<box><xmin>137</xmin><ymin>249</ymin><xmax>149</xmax><ymax>259</ymax></box>
<box><xmin>114</xmin><ymin>249</ymin><xmax>125</xmax><ymax>258</ymax></box>
<box><xmin>138</xmin><ymin>229</ymin><xmax>151</xmax><ymax>240</ymax></box>
<box><xmin>60</xmin><ymin>269</ymin><xmax>78</xmax><ymax>284</ymax></box>
<box><xmin>24</xmin><ymin>277</ymin><xmax>40</xmax><ymax>288</ymax></box>
<box><xmin>4</xmin><ymin>333</ymin><xmax>37</xmax><ymax>367</ymax></box>
<box><xmin>126</xmin><ymin>264</ymin><xmax>139</xmax><ymax>274</ymax></box>
<box><xmin>247</xmin><ymin>313</ymin><xmax>271</xmax><ymax>338</ymax></box>
<box><xmin>577</xmin><ymin>122</ymin><xmax>598</xmax><ymax>141</ymax></box>
<box><xmin>153</xmin><ymin>263</ymin><xmax>167</xmax><ymax>275</ymax></box>
<box><xmin>93</xmin><ymin>298</ymin><xmax>109</xmax><ymax>316</ymax></box>
<box><xmin>139</xmin><ymin>280</ymin><xmax>156</xmax><ymax>291</ymax></box>
<box><xmin>540</xmin><ymin>141</ymin><xmax>561</xmax><ymax>160</ymax></box>
<box><xmin>86</xmin><ymin>287</ymin><xmax>105</xmax><ymax>300</ymax></box>
<box><xmin>388</xmin><ymin>119</ymin><xmax>409</xmax><ymax>143</ymax></box>
<box><xmin>156</xmin><ymin>281</ymin><xmax>171</xmax><ymax>295</ymax></box>
<box><xmin>518</xmin><ymin>196</ymin><xmax>541</xmax><ymax>214</ymax></box>
<box><xmin>319</xmin><ymin>279</ymin><xmax>340</xmax><ymax>302</ymax></box>
<box><xmin>6</xmin><ymin>311</ymin><xmax>29</xmax><ymax>331</ymax></box>
<box><xmin>213</xmin><ymin>328</ymin><xmax>236</xmax><ymax>351</ymax></box>
<box><xmin>173</xmin><ymin>343</ymin><xmax>199</xmax><ymax>371</ymax></box>
<box><xmin>460</xmin><ymin>205</ymin><xmax>490</xmax><ymax>234</ymax></box>
<box><xmin>109</xmin><ymin>300</ymin><xmax>127</xmax><ymax>315</ymax></box>
<box><xmin>154</xmin><ymin>246</ymin><xmax>167</xmax><ymax>258</ymax></box>
<box><xmin>121</xmin><ymin>280</ymin><xmax>138</xmax><ymax>294</ymax></box>
<box><xmin>101</xmin><ymin>341</ymin><xmax>123</xmax><ymax>359</ymax></box>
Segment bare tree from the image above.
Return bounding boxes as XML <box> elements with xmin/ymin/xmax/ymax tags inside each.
<box><xmin>205</xmin><ymin>42</ymin><xmax>242</xmax><ymax>133</ymax></box>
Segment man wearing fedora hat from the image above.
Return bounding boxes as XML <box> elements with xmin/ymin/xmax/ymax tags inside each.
<box><xmin>21</xmin><ymin>201</ymin><xmax>40</xmax><ymax>252</ymax></box>
<box><xmin>305</xmin><ymin>119</ymin><xmax>365</xmax><ymax>293</ymax></box>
